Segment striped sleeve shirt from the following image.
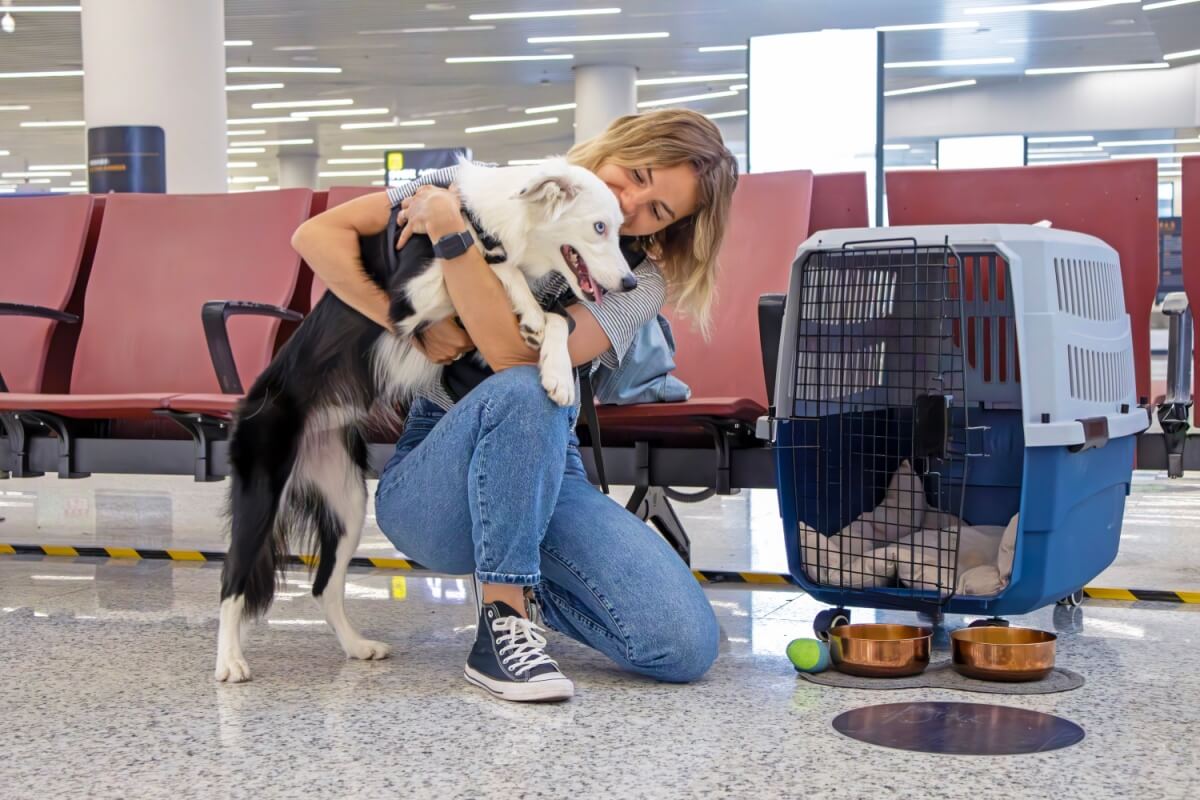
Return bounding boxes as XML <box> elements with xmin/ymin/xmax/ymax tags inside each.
<box><xmin>386</xmin><ymin>165</ymin><xmax>666</xmax><ymax>410</ymax></box>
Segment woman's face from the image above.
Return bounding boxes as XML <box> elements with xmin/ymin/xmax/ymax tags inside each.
<box><xmin>594</xmin><ymin>162</ymin><xmax>700</xmax><ymax>237</ymax></box>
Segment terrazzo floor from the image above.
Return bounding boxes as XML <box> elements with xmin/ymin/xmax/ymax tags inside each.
<box><xmin>2</xmin><ymin>471</ymin><xmax>1199</xmax><ymax>798</ymax></box>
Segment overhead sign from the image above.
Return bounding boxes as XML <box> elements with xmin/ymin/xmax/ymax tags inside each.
<box><xmin>385</xmin><ymin>148</ymin><xmax>472</xmax><ymax>188</ymax></box>
<box><xmin>87</xmin><ymin>125</ymin><xmax>166</xmax><ymax>193</ymax></box>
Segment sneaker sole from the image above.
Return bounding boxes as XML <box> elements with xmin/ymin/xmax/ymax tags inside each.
<box><xmin>464</xmin><ymin>666</ymin><xmax>574</xmax><ymax>703</ymax></box>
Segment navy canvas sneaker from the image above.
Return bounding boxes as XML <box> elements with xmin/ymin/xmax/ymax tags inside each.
<box><xmin>464</xmin><ymin>600</ymin><xmax>574</xmax><ymax>702</ymax></box>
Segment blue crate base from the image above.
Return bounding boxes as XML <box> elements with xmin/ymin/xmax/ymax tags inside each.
<box><xmin>776</xmin><ymin>413</ymin><xmax>1135</xmax><ymax>617</ymax></box>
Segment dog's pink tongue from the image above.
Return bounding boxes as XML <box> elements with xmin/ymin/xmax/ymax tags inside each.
<box><xmin>591</xmin><ymin>279</ymin><xmax>604</xmax><ymax>305</ymax></box>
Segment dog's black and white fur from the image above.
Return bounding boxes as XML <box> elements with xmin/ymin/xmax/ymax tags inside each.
<box><xmin>214</xmin><ymin>159</ymin><xmax>633</xmax><ymax>682</ymax></box>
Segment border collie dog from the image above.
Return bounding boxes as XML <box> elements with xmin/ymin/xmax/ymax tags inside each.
<box><xmin>215</xmin><ymin>159</ymin><xmax>634</xmax><ymax>682</ymax></box>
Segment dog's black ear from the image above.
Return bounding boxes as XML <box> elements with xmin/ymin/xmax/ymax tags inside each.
<box><xmin>516</xmin><ymin>174</ymin><xmax>580</xmax><ymax>222</ymax></box>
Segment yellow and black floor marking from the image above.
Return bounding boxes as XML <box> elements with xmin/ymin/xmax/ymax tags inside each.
<box><xmin>3</xmin><ymin>543</ymin><xmax>1198</xmax><ymax>603</ymax></box>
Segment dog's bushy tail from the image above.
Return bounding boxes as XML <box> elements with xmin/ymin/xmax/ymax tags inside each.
<box><xmin>221</xmin><ymin>387</ymin><xmax>304</xmax><ymax>619</ymax></box>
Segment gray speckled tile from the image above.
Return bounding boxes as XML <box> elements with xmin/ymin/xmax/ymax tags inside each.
<box><xmin>2</xmin><ymin>557</ymin><xmax>1198</xmax><ymax>800</ymax></box>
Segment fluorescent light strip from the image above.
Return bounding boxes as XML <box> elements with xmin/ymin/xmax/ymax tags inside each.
<box><xmin>229</xmin><ymin>176</ymin><xmax>269</xmax><ymax>183</ymax></box>
<box><xmin>0</xmin><ymin>5</ymin><xmax>80</xmax><ymax>11</ymax></box>
<box><xmin>638</xmin><ymin>90</ymin><xmax>738</xmax><ymax>108</ymax></box>
<box><xmin>224</xmin><ymin>40</ymin><xmax>253</xmax><ymax>47</ymax></box>
<box><xmin>3</xmin><ymin>171</ymin><xmax>71</xmax><ymax>177</ymax></box>
<box><xmin>636</xmin><ymin>72</ymin><xmax>746</xmax><ymax>86</ymax></box>
<box><xmin>292</xmin><ymin>107</ymin><xmax>390</xmax><ymax>118</ymax></box>
<box><xmin>528</xmin><ymin>32</ymin><xmax>667</xmax><ymax>43</ymax></box>
<box><xmin>401</xmin><ymin>119</ymin><xmax>436</xmax><ymax>126</ymax></box>
<box><xmin>358</xmin><ymin>25</ymin><xmax>495</xmax><ymax>34</ymax></box>
<box><xmin>883</xmin><ymin>79</ymin><xmax>977</xmax><ymax>96</ymax></box>
<box><xmin>50</xmin><ymin>186</ymin><xmax>86</xmax><ymax>193</ymax></box>
<box><xmin>1109</xmin><ymin>152</ymin><xmax>1193</xmax><ymax>160</ymax></box>
<box><xmin>254</xmin><ymin>186</ymin><xmax>280</xmax><ymax>191</ymax></box>
<box><xmin>465</xmin><ymin>117</ymin><xmax>560</xmax><ymax>133</ymax></box>
<box><xmin>877</xmin><ymin>21</ymin><xmax>981</xmax><ymax>31</ymax></box>
<box><xmin>1164</xmin><ymin>48</ymin><xmax>1200</xmax><ymax>60</ymax></box>
<box><xmin>470</xmin><ymin>8</ymin><xmax>620</xmax><ymax>20</ymax></box>
<box><xmin>227</xmin><ymin>147</ymin><xmax>266</xmax><ymax>154</ymax></box>
<box><xmin>885</xmin><ymin>165</ymin><xmax>937</xmax><ymax>172</ymax></box>
<box><xmin>227</xmin><ymin>129</ymin><xmax>266</xmax><ymax>137</ymax></box>
<box><xmin>731</xmin><ymin>83</ymin><xmax>748</xmax><ymax>91</ymax></box>
<box><xmin>274</xmin><ymin>46</ymin><xmax>316</xmax><ymax>52</ymax></box>
<box><xmin>226</xmin><ymin>66</ymin><xmax>342</xmax><ymax>74</ymax></box>
<box><xmin>227</xmin><ymin>116</ymin><xmax>304</xmax><ymax>125</ymax></box>
<box><xmin>699</xmin><ymin>45</ymin><xmax>747</xmax><ymax>52</ymax></box>
<box><xmin>1027</xmin><ymin>135</ymin><xmax>1094</xmax><ymax>143</ymax></box>
<box><xmin>446</xmin><ymin>55</ymin><xmax>573</xmax><ymax>63</ymax></box>
<box><xmin>0</xmin><ymin>70</ymin><xmax>83</xmax><ymax>79</ymax></box>
<box><xmin>1099</xmin><ymin>137</ymin><xmax>1200</xmax><ymax>147</ymax></box>
<box><xmin>0</xmin><ymin>150</ymin><xmax>9</xmax><ymax>156</ymax></box>
<box><xmin>237</xmin><ymin>138</ymin><xmax>315</xmax><ymax>146</ymax></box>
<box><xmin>225</xmin><ymin>83</ymin><xmax>285</xmax><ymax>92</ymax></box>
<box><xmin>327</xmin><ymin>158</ymin><xmax>379</xmax><ymax>164</ymax></box>
<box><xmin>20</xmin><ymin>120</ymin><xmax>84</xmax><ymax>127</ymax></box>
<box><xmin>318</xmin><ymin>169</ymin><xmax>385</xmax><ymax>177</ymax></box>
<box><xmin>885</xmin><ymin>57</ymin><xmax>1013</xmax><ymax>68</ymax></box>
<box><xmin>0</xmin><ymin>105</ymin><xmax>31</xmax><ymax>111</ymax></box>
<box><xmin>1027</xmin><ymin>146</ymin><xmax>1104</xmax><ymax>153</ymax></box>
<box><xmin>525</xmin><ymin>102</ymin><xmax>577</xmax><ymax>114</ymax></box>
<box><xmin>29</xmin><ymin>163</ymin><xmax>84</xmax><ymax>170</ymax></box>
<box><xmin>342</xmin><ymin>119</ymin><xmax>398</xmax><ymax>130</ymax></box>
<box><xmin>227</xmin><ymin>161</ymin><xmax>258</xmax><ymax>168</ymax></box>
<box><xmin>26</xmin><ymin>178</ymin><xmax>52</xmax><ymax>184</ymax></box>
<box><xmin>1144</xmin><ymin>0</ymin><xmax>1200</xmax><ymax>8</ymax></box>
<box><xmin>706</xmin><ymin>109</ymin><xmax>748</xmax><ymax>119</ymax></box>
<box><xmin>341</xmin><ymin>143</ymin><xmax>426</xmax><ymax>151</ymax></box>
<box><xmin>253</xmin><ymin>98</ymin><xmax>353</xmax><ymax>109</ymax></box>
<box><xmin>1028</xmin><ymin>151</ymin><xmax>1109</xmax><ymax>158</ymax></box>
<box><xmin>883</xmin><ymin>144</ymin><xmax>911</xmax><ymax>151</ymax></box>
<box><xmin>1025</xmin><ymin>62</ymin><xmax>1168</xmax><ymax>75</ymax></box>
<box><xmin>70</xmin><ymin>180</ymin><xmax>86</xmax><ymax>186</ymax></box>
<box><xmin>965</xmin><ymin>0</ymin><xmax>1138</xmax><ymax>12</ymax></box>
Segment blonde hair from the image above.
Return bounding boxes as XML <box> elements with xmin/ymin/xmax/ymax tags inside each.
<box><xmin>567</xmin><ymin>108</ymin><xmax>738</xmax><ymax>334</ymax></box>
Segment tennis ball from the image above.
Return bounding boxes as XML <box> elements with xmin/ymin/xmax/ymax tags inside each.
<box><xmin>786</xmin><ymin>638</ymin><xmax>831</xmax><ymax>673</ymax></box>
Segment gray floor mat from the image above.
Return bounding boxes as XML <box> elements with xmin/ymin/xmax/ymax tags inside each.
<box><xmin>797</xmin><ymin>660</ymin><xmax>1084</xmax><ymax>694</ymax></box>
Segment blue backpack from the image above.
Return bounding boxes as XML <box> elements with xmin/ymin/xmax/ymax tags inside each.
<box><xmin>591</xmin><ymin>313</ymin><xmax>691</xmax><ymax>406</ymax></box>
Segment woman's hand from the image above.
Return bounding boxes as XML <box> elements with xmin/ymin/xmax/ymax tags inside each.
<box><xmin>395</xmin><ymin>184</ymin><xmax>466</xmax><ymax>250</ymax></box>
<box><xmin>414</xmin><ymin>316</ymin><xmax>476</xmax><ymax>365</ymax></box>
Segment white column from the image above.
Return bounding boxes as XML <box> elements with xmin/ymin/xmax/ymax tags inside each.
<box><xmin>574</xmin><ymin>64</ymin><xmax>637</xmax><ymax>144</ymax></box>
<box><xmin>81</xmin><ymin>0</ymin><xmax>228</xmax><ymax>193</ymax></box>
<box><xmin>278</xmin><ymin>152</ymin><xmax>319</xmax><ymax>189</ymax></box>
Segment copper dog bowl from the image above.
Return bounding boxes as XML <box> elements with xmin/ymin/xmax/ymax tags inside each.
<box><xmin>829</xmin><ymin>624</ymin><xmax>933</xmax><ymax>678</ymax></box>
<box><xmin>951</xmin><ymin>626</ymin><xmax>1057</xmax><ymax>682</ymax></box>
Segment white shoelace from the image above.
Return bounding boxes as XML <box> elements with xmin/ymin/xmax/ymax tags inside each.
<box><xmin>493</xmin><ymin>615</ymin><xmax>560</xmax><ymax>676</ymax></box>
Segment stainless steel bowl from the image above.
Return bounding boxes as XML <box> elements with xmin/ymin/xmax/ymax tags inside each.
<box><xmin>829</xmin><ymin>623</ymin><xmax>933</xmax><ymax>678</ymax></box>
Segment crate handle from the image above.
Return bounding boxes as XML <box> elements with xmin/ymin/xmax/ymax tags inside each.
<box><xmin>839</xmin><ymin>236</ymin><xmax>920</xmax><ymax>251</ymax></box>
<box><xmin>1068</xmin><ymin>417</ymin><xmax>1110</xmax><ymax>453</ymax></box>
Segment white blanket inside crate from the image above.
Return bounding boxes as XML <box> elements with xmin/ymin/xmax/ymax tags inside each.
<box><xmin>798</xmin><ymin>461</ymin><xmax>1018</xmax><ymax>596</ymax></box>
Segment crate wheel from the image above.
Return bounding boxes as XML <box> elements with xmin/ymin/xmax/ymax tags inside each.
<box><xmin>813</xmin><ymin>608</ymin><xmax>850</xmax><ymax>641</ymax></box>
<box><xmin>1056</xmin><ymin>590</ymin><xmax>1085</xmax><ymax>608</ymax></box>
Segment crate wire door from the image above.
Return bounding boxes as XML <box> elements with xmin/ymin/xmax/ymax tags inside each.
<box><xmin>788</xmin><ymin>240</ymin><xmax>970</xmax><ymax>610</ymax></box>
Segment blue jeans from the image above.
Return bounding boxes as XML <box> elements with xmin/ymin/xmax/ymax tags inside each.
<box><xmin>374</xmin><ymin>366</ymin><xmax>719</xmax><ymax>683</ymax></box>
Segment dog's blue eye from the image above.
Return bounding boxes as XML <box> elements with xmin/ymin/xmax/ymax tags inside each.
<box><xmin>594</xmin><ymin>221</ymin><xmax>606</xmax><ymax>235</ymax></box>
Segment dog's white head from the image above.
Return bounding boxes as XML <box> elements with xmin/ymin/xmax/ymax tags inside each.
<box><xmin>459</xmin><ymin>158</ymin><xmax>636</xmax><ymax>304</ymax></box>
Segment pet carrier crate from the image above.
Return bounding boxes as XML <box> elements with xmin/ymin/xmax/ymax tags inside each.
<box><xmin>768</xmin><ymin>225</ymin><xmax>1149</xmax><ymax>635</ymax></box>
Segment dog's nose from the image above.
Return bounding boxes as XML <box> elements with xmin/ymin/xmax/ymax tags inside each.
<box><xmin>620</xmin><ymin>273</ymin><xmax>639</xmax><ymax>292</ymax></box>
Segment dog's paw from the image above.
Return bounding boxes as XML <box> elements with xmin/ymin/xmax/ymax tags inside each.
<box><xmin>519</xmin><ymin>318</ymin><xmax>545</xmax><ymax>349</ymax></box>
<box><xmin>215</xmin><ymin>653</ymin><xmax>252</xmax><ymax>683</ymax></box>
<box><xmin>344</xmin><ymin>638</ymin><xmax>391</xmax><ymax>661</ymax></box>
<box><xmin>541</xmin><ymin>367</ymin><xmax>576</xmax><ymax>407</ymax></box>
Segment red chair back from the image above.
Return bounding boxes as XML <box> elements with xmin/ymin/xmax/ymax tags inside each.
<box><xmin>809</xmin><ymin>172</ymin><xmax>869</xmax><ymax>234</ymax></box>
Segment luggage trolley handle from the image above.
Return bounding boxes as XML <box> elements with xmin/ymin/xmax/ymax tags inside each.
<box><xmin>1158</xmin><ymin>292</ymin><xmax>1193</xmax><ymax>477</ymax></box>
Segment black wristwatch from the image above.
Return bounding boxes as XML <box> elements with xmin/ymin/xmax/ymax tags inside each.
<box><xmin>431</xmin><ymin>229</ymin><xmax>474</xmax><ymax>260</ymax></box>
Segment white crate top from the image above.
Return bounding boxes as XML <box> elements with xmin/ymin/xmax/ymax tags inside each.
<box><xmin>775</xmin><ymin>223</ymin><xmax>1150</xmax><ymax>448</ymax></box>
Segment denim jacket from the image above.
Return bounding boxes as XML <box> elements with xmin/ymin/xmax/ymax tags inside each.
<box><xmin>591</xmin><ymin>313</ymin><xmax>691</xmax><ymax>405</ymax></box>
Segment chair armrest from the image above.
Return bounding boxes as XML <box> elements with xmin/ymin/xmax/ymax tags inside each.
<box><xmin>201</xmin><ymin>300</ymin><xmax>303</xmax><ymax>395</ymax></box>
<box><xmin>758</xmin><ymin>293</ymin><xmax>786</xmax><ymax>410</ymax></box>
<box><xmin>0</xmin><ymin>303</ymin><xmax>80</xmax><ymax>392</ymax></box>
<box><xmin>0</xmin><ymin>302</ymin><xmax>79</xmax><ymax>324</ymax></box>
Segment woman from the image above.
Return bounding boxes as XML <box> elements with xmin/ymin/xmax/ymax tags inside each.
<box><xmin>292</xmin><ymin>108</ymin><xmax>738</xmax><ymax>702</ymax></box>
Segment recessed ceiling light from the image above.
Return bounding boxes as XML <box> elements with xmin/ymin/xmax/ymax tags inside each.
<box><xmin>636</xmin><ymin>72</ymin><xmax>747</xmax><ymax>86</ymax></box>
<box><xmin>0</xmin><ymin>70</ymin><xmax>83</xmax><ymax>79</ymax></box>
<box><xmin>876</xmin><ymin>21</ymin><xmax>982</xmax><ymax>31</ymax></box>
<box><xmin>20</xmin><ymin>120</ymin><xmax>84</xmax><ymax>127</ymax></box>
<box><xmin>1027</xmin><ymin>135</ymin><xmax>1095</xmax><ymax>143</ymax></box>
<box><xmin>469</xmin><ymin>8</ymin><xmax>621</xmax><ymax>20</ymax></box>
<box><xmin>698</xmin><ymin>45</ymin><xmax>747</xmax><ymax>52</ymax></box>
<box><xmin>225</xmin><ymin>83</ymin><xmax>285</xmax><ymax>92</ymax></box>
<box><xmin>965</xmin><ymin>0</ymin><xmax>1138</xmax><ymax>13</ymax></box>
<box><xmin>638</xmin><ymin>90</ymin><xmax>738</xmax><ymax>108</ymax></box>
<box><xmin>883</xmin><ymin>79</ymin><xmax>978</xmax><ymax>95</ymax></box>
<box><xmin>224</xmin><ymin>40</ymin><xmax>253</xmax><ymax>47</ymax></box>
<box><xmin>525</xmin><ymin>102</ymin><xmax>577</xmax><ymax>114</ymax></box>
<box><xmin>341</xmin><ymin>143</ymin><xmax>427</xmax><ymax>150</ymax></box>
<box><xmin>226</xmin><ymin>66</ymin><xmax>342</xmax><ymax>74</ymax></box>
<box><xmin>1025</xmin><ymin>62</ymin><xmax>1168</xmax><ymax>74</ymax></box>
<box><xmin>527</xmin><ymin>32</ymin><xmax>667</xmax><ymax>43</ymax></box>
<box><xmin>253</xmin><ymin>98</ymin><xmax>353</xmax><ymax>109</ymax></box>
<box><xmin>292</xmin><ymin>107</ymin><xmax>390</xmax><ymax>119</ymax></box>
<box><xmin>446</xmin><ymin>55</ymin><xmax>574</xmax><ymax>63</ymax></box>
<box><xmin>885</xmin><ymin>57</ymin><xmax>1014</xmax><ymax>68</ymax></box>
<box><xmin>465</xmin><ymin>117</ymin><xmax>561</xmax><ymax>133</ymax></box>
